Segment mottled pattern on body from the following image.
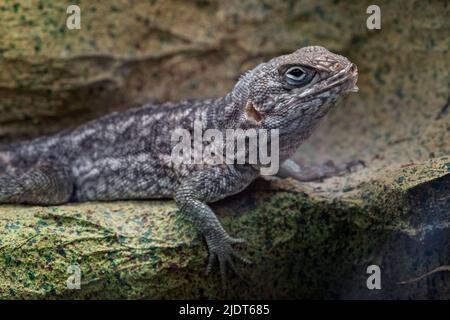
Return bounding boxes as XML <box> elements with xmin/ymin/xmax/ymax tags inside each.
<box><xmin>0</xmin><ymin>46</ymin><xmax>358</xmax><ymax>285</ymax></box>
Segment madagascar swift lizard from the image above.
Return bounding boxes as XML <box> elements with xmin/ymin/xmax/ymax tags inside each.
<box><xmin>0</xmin><ymin>46</ymin><xmax>359</xmax><ymax>286</ymax></box>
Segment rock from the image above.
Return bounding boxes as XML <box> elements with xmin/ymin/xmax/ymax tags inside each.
<box><xmin>0</xmin><ymin>157</ymin><xmax>448</xmax><ymax>299</ymax></box>
<box><xmin>0</xmin><ymin>0</ymin><xmax>449</xmax><ymax>299</ymax></box>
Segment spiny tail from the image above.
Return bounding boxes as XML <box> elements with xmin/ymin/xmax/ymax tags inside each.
<box><xmin>0</xmin><ymin>134</ymin><xmax>73</xmax><ymax>204</ymax></box>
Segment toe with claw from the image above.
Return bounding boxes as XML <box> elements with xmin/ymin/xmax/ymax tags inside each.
<box><xmin>205</xmin><ymin>234</ymin><xmax>252</xmax><ymax>289</ymax></box>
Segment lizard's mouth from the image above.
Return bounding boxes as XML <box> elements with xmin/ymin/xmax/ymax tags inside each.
<box><xmin>328</xmin><ymin>62</ymin><xmax>359</xmax><ymax>94</ymax></box>
<box><xmin>300</xmin><ymin>62</ymin><xmax>359</xmax><ymax>98</ymax></box>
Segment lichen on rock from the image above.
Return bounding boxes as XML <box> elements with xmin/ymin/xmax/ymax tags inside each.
<box><xmin>0</xmin><ymin>157</ymin><xmax>448</xmax><ymax>299</ymax></box>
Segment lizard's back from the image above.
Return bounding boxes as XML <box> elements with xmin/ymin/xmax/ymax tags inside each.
<box><xmin>0</xmin><ymin>98</ymin><xmax>216</xmax><ymax>201</ymax></box>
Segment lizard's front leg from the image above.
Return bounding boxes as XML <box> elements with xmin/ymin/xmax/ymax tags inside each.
<box><xmin>174</xmin><ymin>165</ymin><xmax>258</xmax><ymax>287</ymax></box>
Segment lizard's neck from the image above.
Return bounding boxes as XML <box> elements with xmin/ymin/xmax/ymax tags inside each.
<box><xmin>205</xmin><ymin>93</ymin><xmax>240</xmax><ymax>130</ymax></box>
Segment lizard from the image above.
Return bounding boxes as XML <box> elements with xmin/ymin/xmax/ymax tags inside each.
<box><xmin>0</xmin><ymin>46</ymin><xmax>359</xmax><ymax>287</ymax></box>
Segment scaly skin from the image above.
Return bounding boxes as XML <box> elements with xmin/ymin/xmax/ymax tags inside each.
<box><xmin>0</xmin><ymin>46</ymin><xmax>358</xmax><ymax>287</ymax></box>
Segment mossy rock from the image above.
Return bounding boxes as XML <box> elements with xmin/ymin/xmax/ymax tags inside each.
<box><xmin>0</xmin><ymin>157</ymin><xmax>448</xmax><ymax>299</ymax></box>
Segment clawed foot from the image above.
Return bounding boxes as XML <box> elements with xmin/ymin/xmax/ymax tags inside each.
<box><xmin>205</xmin><ymin>235</ymin><xmax>252</xmax><ymax>289</ymax></box>
<box><xmin>322</xmin><ymin>159</ymin><xmax>366</xmax><ymax>177</ymax></box>
<box><xmin>302</xmin><ymin>158</ymin><xmax>366</xmax><ymax>181</ymax></box>
<box><xmin>278</xmin><ymin>158</ymin><xmax>365</xmax><ymax>182</ymax></box>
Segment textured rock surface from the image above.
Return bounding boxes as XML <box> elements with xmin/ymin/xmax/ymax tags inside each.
<box><xmin>0</xmin><ymin>157</ymin><xmax>448</xmax><ymax>299</ymax></box>
<box><xmin>0</xmin><ymin>0</ymin><xmax>449</xmax><ymax>299</ymax></box>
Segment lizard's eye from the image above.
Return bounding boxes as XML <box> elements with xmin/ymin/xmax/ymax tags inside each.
<box><xmin>283</xmin><ymin>66</ymin><xmax>312</xmax><ymax>86</ymax></box>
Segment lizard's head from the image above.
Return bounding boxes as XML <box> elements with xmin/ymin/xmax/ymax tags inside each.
<box><xmin>229</xmin><ymin>45</ymin><xmax>358</xmax><ymax>158</ymax></box>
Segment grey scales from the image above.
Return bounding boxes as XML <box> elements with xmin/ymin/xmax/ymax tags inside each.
<box><xmin>0</xmin><ymin>46</ymin><xmax>359</xmax><ymax>287</ymax></box>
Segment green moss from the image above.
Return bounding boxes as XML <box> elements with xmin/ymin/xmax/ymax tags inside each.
<box><xmin>314</xmin><ymin>5</ymin><xmax>326</xmax><ymax>20</ymax></box>
<box><xmin>12</xmin><ymin>3</ymin><xmax>19</xmax><ymax>13</ymax></box>
<box><xmin>33</xmin><ymin>37</ymin><xmax>42</xmax><ymax>53</ymax></box>
<box><xmin>445</xmin><ymin>162</ymin><xmax>450</xmax><ymax>172</ymax></box>
<box><xmin>395</xmin><ymin>86</ymin><xmax>404</xmax><ymax>99</ymax></box>
<box><xmin>0</xmin><ymin>157</ymin><xmax>447</xmax><ymax>299</ymax></box>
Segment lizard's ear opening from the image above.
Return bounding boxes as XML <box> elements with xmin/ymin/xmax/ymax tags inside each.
<box><xmin>245</xmin><ymin>100</ymin><xmax>263</xmax><ymax>125</ymax></box>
